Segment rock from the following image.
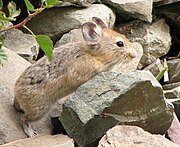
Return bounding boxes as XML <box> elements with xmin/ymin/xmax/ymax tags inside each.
<box><xmin>60</xmin><ymin>71</ymin><xmax>173</xmax><ymax>147</ymax></box>
<box><xmin>154</xmin><ymin>0</ymin><xmax>180</xmax><ymax>7</ymax></box>
<box><xmin>163</xmin><ymin>82</ymin><xmax>180</xmax><ymax>90</ymax></box>
<box><xmin>55</xmin><ymin>29</ymin><xmax>82</xmax><ymax>47</ymax></box>
<box><xmin>0</xmin><ymin>47</ymin><xmax>31</xmax><ymax>93</ymax></box>
<box><xmin>163</xmin><ymin>83</ymin><xmax>180</xmax><ymax>119</ymax></box>
<box><xmin>101</xmin><ymin>0</ymin><xmax>153</xmax><ymax>22</ymax></box>
<box><xmin>3</xmin><ymin>29</ymin><xmax>39</xmax><ymax>62</ymax></box>
<box><xmin>166</xmin><ymin>112</ymin><xmax>180</xmax><ymax>146</ymax></box>
<box><xmin>167</xmin><ymin>59</ymin><xmax>180</xmax><ymax>83</ymax></box>
<box><xmin>144</xmin><ymin>58</ymin><xmax>163</xmax><ymax>77</ymax></box>
<box><xmin>98</xmin><ymin>125</ymin><xmax>180</xmax><ymax>147</ymax></box>
<box><xmin>26</xmin><ymin>4</ymin><xmax>115</xmax><ymax>41</ymax></box>
<box><xmin>0</xmin><ymin>134</ymin><xmax>74</xmax><ymax>147</ymax></box>
<box><xmin>55</xmin><ymin>29</ymin><xmax>143</xmax><ymax>73</ymax></box>
<box><xmin>164</xmin><ymin>86</ymin><xmax>180</xmax><ymax>99</ymax></box>
<box><xmin>0</xmin><ymin>48</ymin><xmax>52</xmax><ymax>145</ymax></box>
<box><xmin>154</xmin><ymin>2</ymin><xmax>180</xmax><ymax>39</ymax></box>
<box><xmin>172</xmin><ymin>100</ymin><xmax>180</xmax><ymax>120</ymax></box>
<box><xmin>115</xmin><ymin>19</ymin><xmax>172</xmax><ymax>68</ymax></box>
<box><xmin>62</xmin><ymin>0</ymin><xmax>95</xmax><ymax>7</ymax></box>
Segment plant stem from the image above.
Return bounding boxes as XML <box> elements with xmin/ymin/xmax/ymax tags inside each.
<box><xmin>0</xmin><ymin>8</ymin><xmax>44</xmax><ymax>33</ymax></box>
<box><xmin>23</xmin><ymin>25</ymin><xmax>35</xmax><ymax>37</ymax></box>
<box><xmin>156</xmin><ymin>67</ymin><xmax>168</xmax><ymax>81</ymax></box>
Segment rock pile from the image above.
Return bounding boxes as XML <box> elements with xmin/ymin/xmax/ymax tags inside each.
<box><xmin>0</xmin><ymin>0</ymin><xmax>179</xmax><ymax>146</ymax></box>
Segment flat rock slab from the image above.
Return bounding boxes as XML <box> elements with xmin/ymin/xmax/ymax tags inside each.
<box><xmin>0</xmin><ymin>48</ymin><xmax>52</xmax><ymax>145</ymax></box>
<box><xmin>98</xmin><ymin>125</ymin><xmax>180</xmax><ymax>147</ymax></box>
<box><xmin>0</xmin><ymin>135</ymin><xmax>74</xmax><ymax>147</ymax></box>
<box><xmin>60</xmin><ymin>71</ymin><xmax>173</xmax><ymax>147</ymax></box>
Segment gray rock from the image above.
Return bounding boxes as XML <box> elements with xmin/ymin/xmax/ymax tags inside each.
<box><xmin>55</xmin><ymin>29</ymin><xmax>82</xmax><ymax>47</ymax></box>
<box><xmin>115</xmin><ymin>19</ymin><xmax>171</xmax><ymax>68</ymax></box>
<box><xmin>101</xmin><ymin>0</ymin><xmax>153</xmax><ymax>22</ymax></box>
<box><xmin>164</xmin><ymin>86</ymin><xmax>180</xmax><ymax>99</ymax></box>
<box><xmin>154</xmin><ymin>0</ymin><xmax>180</xmax><ymax>7</ymax></box>
<box><xmin>26</xmin><ymin>4</ymin><xmax>115</xmax><ymax>41</ymax></box>
<box><xmin>62</xmin><ymin>0</ymin><xmax>95</xmax><ymax>7</ymax></box>
<box><xmin>164</xmin><ymin>83</ymin><xmax>180</xmax><ymax>120</ymax></box>
<box><xmin>163</xmin><ymin>82</ymin><xmax>180</xmax><ymax>90</ymax></box>
<box><xmin>144</xmin><ymin>58</ymin><xmax>163</xmax><ymax>77</ymax></box>
<box><xmin>168</xmin><ymin>59</ymin><xmax>180</xmax><ymax>83</ymax></box>
<box><xmin>171</xmin><ymin>100</ymin><xmax>180</xmax><ymax>120</ymax></box>
<box><xmin>60</xmin><ymin>71</ymin><xmax>173</xmax><ymax>147</ymax></box>
<box><xmin>0</xmin><ymin>48</ymin><xmax>51</xmax><ymax>145</ymax></box>
<box><xmin>98</xmin><ymin>125</ymin><xmax>180</xmax><ymax>147</ymax></box>
<box><xmin>3</xmin><ymin>29</ymin><xmax>39</xmax><ymax>63</ymax></box>
<box><xmin>0</xmin><ymin>135</ymin><xmax>74</xmax><ymax>147</ymax></box>
<box><xmin>154</xmin><ymin>2</ymin><xmax>180</xmax><ymax>39</ymax></box>
<box><xmin>164</xmin><ymin>82</ymin><xmax>180</xmax><ymax>120</ymax></box>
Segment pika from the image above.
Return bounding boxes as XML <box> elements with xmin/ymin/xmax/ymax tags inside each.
<box><xmin>14</xmin><ymin>17</ymin><xmax>136</xmax><ymax>137</ymax></box>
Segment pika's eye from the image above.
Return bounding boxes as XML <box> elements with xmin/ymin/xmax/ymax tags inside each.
<box><xmin>116</xmin><ymin>41</ymin><xmax>124</xmax><ymax>47</ymax></box>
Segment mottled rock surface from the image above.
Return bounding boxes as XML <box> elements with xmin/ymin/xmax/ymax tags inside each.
<box><xmin>3</xmin><ymin>29</ymin><xmax>39</xmax><ymax>62</ymax></box>
<box><xmin>0</xmin><ymin>135</ymin><xmax>74</xmax><ymax>147</ymax></box>
<box><xmin>60</xmin><ymin>71</ymin><xmax>173</xmax><ymax>147</ymax></box>
<box><xmin>98</xmin><ymin>125</ymin><xmax>180</xmax><ymax>147</ymax></box>
<box><xmin>167</xmin><ymin>59</ymin><xmax>180</xmax><ymax>83</ymax></box>
<box><xmin>0</xmin><ymin>48</ymin><xmax>52</xmax><ymax>145</ymax></box>
<box><xmin>101</xmin><ymin>0</ymin><xmax>153</xmax><ymax>22</ymax></box>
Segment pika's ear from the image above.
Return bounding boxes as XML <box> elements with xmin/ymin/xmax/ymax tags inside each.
<box><xmin>92</xmin><ymin>17</ymin><xmax>108</xmax><ymax>28</ymax></box>
<box><xmin>82</xmin><ymin>22</ymin><xmax>102</xmax><ymax>47</ymax></box>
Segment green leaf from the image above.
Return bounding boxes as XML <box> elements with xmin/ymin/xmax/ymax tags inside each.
<box><xmin>0</xmin><ymin>0</ymin><xmax>2</xmax><ymax>9</ymax></box>
<box><xmin>35</xmin><ymin>35</ymin><xmax>53</xmax><ymax>60</ymax></box>
<box><xmin>24</xmin><ymin>0</ymin><xmax>36</xmax><ymax>12</ymax></box>
<box><xmin>46</xmin><ymin>0</ymin><xmax>60</xmax><ymax>6</ymax></box>
<box><xmin>0</xmin><ymin>45</ymin><xmax>8</xmax><ymax>66</ymax></box>
<box><xmin>0</xmin><ymin>11</ymin><xmax>6</xmax><ymax>19</ymax></box>
<box><xmin>8</xmin><ymin>1</ymin><xmax>20</xmax><ymax>20</ymax></box>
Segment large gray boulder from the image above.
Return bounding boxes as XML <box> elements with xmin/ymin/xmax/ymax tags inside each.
<box><xmin>26</xmin><ymin>4</ymin><xmax>115</xmax><ymax>41</ymax></box>
<box><xmin>60</xmin><ymin>71</ymin><xmax>173</xmax><ymax>147</ymax></box>
<box><xmin>101</xmin><ymin>0</ymin><xmax>153</xmax><ymax>22</ymax></box>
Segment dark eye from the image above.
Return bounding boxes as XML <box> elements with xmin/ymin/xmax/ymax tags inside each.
<box><xmin>116</xmin><ymin>41</ymin><xmax>124</xmax><ymax>47</ymax></box>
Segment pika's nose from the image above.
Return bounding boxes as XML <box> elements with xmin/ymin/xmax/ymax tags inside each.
<box><xmin>128</xmin><ymin>48</ymin><xmax>136</xmax><ymax>58</ymax></box>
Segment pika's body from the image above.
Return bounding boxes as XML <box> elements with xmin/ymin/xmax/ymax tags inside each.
<box><xmin>14</xmin><ymin>17</ymin><xmax>136</xmax><ymax>137</ymax></box>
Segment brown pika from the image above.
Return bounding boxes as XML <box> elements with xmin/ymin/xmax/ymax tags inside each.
<box><xmin>14</xmin><ymin>17</ymin><xmax>136</xmax><ymax>137</ymax></box>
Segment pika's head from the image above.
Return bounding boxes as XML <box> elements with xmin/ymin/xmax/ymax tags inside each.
<box><xmin>82</xmin><ymin>17</ymin><xmax>136</xmax><ymax>65</ymax></box>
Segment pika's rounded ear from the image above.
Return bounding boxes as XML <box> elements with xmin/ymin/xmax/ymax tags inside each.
<box><xmin>82</xmin><ymin>22</ymin><xmax>102</xmax><ymax>47</ymax></box>
<box><xmin>92</xmin><ymin>17</ymin><xmax>108</xmax><ymax>28</ymax></box>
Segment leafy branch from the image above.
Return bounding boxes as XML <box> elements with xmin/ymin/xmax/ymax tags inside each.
<box><xmin>0</xmin><ymin>0</ymin><xmax>60</xmax><ymax>65</ymax></box>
